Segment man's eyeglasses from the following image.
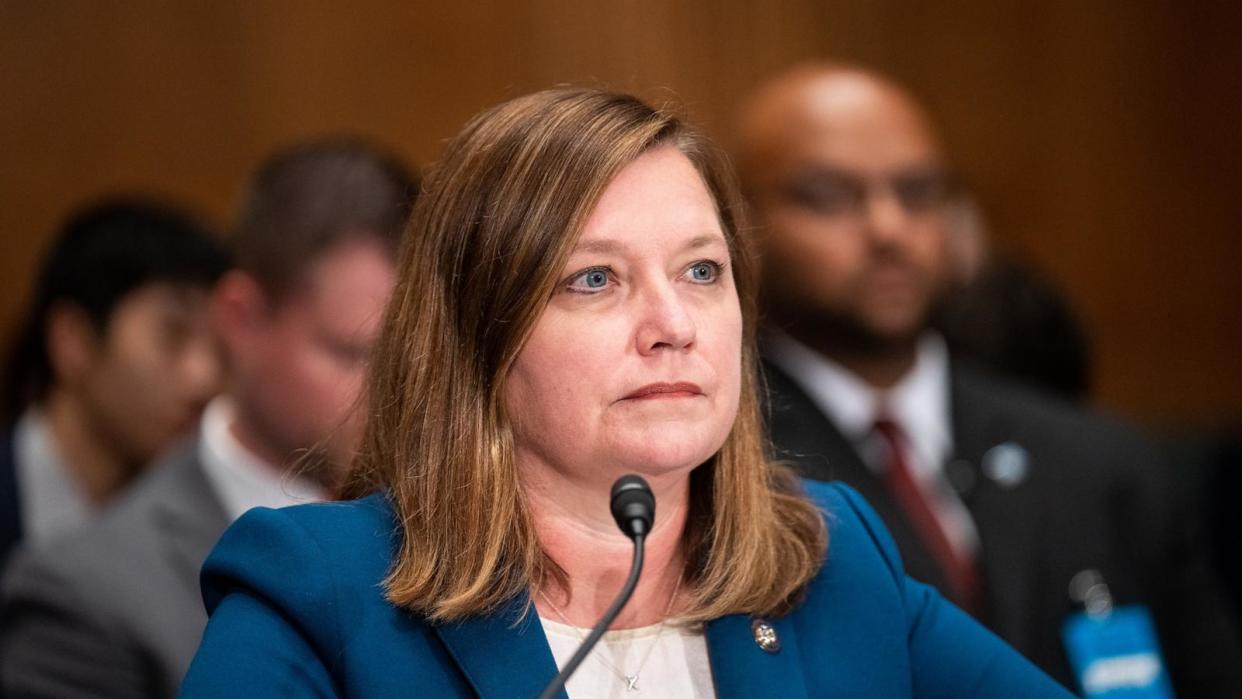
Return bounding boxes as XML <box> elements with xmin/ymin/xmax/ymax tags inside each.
<box><xmin>777</xmin><ymin>166</ymin><xmax>958</xmax><ymax>217</ymax></box>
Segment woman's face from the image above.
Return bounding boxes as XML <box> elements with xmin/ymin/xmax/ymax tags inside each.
<box><xmin>506</xmin><ymin>145</ymin><xmax>743</xmax><ymax>488</ymax></box>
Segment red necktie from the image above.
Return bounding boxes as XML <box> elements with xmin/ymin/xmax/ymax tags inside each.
<box><xmin>873</xmin><ymin>417</ymin><xmax>981</xmax><ymax>614</ymax></box>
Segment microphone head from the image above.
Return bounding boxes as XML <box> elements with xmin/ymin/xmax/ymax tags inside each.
<box><xmin>610</xmin><ymin>474</ymin><xmax>655</xmax><ymax>539</ymax></box>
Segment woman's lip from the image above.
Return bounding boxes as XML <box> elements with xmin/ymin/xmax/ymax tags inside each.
<box><xmin>623</xmin><ymin>382</ymin><xmax>704</xmax><ymax>400</ymax></box>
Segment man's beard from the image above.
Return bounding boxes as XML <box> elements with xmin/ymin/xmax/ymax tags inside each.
<box><xmin>769</xmin><ymin>299</ymin><xmax>941</xmax><ymax>361</ymax></box>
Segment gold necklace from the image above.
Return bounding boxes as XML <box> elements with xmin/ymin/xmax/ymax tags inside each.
<box><xmin>538</xmin><ymin>575</ymin><xmax>683</xmax><ymax>692</ymax></box>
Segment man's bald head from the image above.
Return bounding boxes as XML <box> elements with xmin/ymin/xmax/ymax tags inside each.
<box><xmin>737</xmin><ymin>63</ymin><xmax>943</xmax><ymax>194</ymax></box>
<box><xmin>735</xmin><ymin>63</ymin><xmax>956</xmax><ymax>366</ymax></box>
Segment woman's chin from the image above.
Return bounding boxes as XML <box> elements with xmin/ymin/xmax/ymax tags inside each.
<box><xmin>606</xmin><ymin>436</ymin><xmax>721</xmax><ymax>478</ymax></box>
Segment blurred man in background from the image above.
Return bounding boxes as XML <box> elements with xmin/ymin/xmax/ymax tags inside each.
<box><xmin>737</xmin><ymin>62</ymin><xmax>1242</xmax><ymax>695</ymax></box>
<box><xmin>0</xmin><ymin>138</ymin><xmax>417</xmax><ymax>698</ymax></box>
<box><xmin>0</xmin><ymin>199</ymin><xmax>228</xmax><ymax>571</ymax></box>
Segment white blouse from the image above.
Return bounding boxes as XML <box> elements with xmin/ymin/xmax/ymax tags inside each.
<box><xmin>539</xmin><ymin>616</ymin><xmax>716</xmax><ymax>698</ymax></box>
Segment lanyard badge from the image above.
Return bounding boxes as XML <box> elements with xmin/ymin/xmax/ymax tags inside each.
<box><xmin>1062</xmin><ymin>570</ymin><xmax>1174</xmax><ymax>698</ymax></box>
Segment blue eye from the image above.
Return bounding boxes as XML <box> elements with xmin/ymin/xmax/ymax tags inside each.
<box><xmin>688</xmin><ymin>262</ymin><xmax>719</xmax><ymax>283</ymax></box>
<box><xmin>567</xmin><ymin>267</ymin><xmax>611</xmax><ymax>293</ymax></box>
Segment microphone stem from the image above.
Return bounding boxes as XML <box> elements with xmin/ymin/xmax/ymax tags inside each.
<box><xmin>537</xmin><ymin>532</ymin><xmax>646</xmax><ymax>699</ymax></box>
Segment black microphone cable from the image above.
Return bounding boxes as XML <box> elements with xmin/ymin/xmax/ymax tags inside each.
<box><xmin>537</xmin><ymin>475</ymin><xmax>655</xmax><ymax>699</ymax></box>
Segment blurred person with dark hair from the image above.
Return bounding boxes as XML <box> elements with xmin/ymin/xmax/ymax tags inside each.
<box><xmin>938</xmin><ymin>254</ymin><xmax>1093</xmax><ymax>401</ymax></box>
<box><xmin>931</xmin><ymin>191</ymin><xmax>1094</xmax><ymax>401</ymax></box>
<box><xmin>0</xmin><ymin>138</ymin><xmax>418</xmax><ymax>698</ymax></box>
<box><xmin>0</xmin><ymin>199</ymin><xmax>228</xmax><ymax>570</ymax></box>
<box><xmin>736</xmin><ymin>62</ymin><xmax>1242</xmax><ymax>695</ymax></box>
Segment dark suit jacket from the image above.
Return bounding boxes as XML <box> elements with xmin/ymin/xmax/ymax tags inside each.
<box><xmin>0</xmin><ymin>431</ymin><xmax>20</xmax><ymax>573</ymax></box>
<box><xmin>0</xmin><ymin>436</ymin><xmax>230</xmax><ymax>699</ymax></box>
<box><xmin>763</xmin><ymin>357</ymin><xmax>1242</xmax><ymax>696</ymax></box>
<box><xmin>181</xmin><ymin>481</ymin><xmax>1072</xmax><ymax>698</ymax></box>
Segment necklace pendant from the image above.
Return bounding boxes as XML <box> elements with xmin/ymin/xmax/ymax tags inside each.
<box><xmin>625</xmin><ymin>675</ymin><xmax>639</xmax><ymax>691</ymax></box>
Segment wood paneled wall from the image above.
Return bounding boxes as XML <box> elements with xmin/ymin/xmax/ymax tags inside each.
<box><xmin>2</xmin><ymin>1</ymin><xmax>1239</xmax><ymax>425</ymax></box>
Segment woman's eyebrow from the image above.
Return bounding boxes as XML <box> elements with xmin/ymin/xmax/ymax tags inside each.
<box><xmin>573</xmin><ymin>238</ymin><xmax>624</xmax><ymax>255</ymax></box>
<box><xmin>681</xmin><ymin>234</ymin><xmax>727</xmax><ymax>252</ymax></box>
<box><xmin>570</xmin><ymin>233</ymin><xmax>726</xmax><ymax>257</ymax></box>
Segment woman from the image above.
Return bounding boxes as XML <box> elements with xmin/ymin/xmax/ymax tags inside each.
<box><xmin>182</xmin><ymin>89</ymin><xmax>1071</xmax><ymax>697</ymax></box>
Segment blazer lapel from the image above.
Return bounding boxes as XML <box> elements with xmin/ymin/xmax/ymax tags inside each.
<box><xmin>147</xmin><ymin>438</ymin><xmax>232</xmax><ymax>592</ymax></box>
<box><xmin>762</xmin><ymin>359</ymin><xmax>953</xmax><ymax>593</ymax></box>
<box><xmin>432</xmin><ymin>593</ymin><xmax>564</xmax><ymax>699</ymax></box>
<box><xmin>706</xmin><ymin>613</ymin><xmax>807</xmax><ymax>699</ymax></box>
<box><xmin>950</xmin><ymin>366</ymin><xmax>1047</xmax><ymax>643</ymax></box>
<box><xmin>762</xmin><ymin>360</ymin><xmax>851</xmax><ymax>479</ymax></box>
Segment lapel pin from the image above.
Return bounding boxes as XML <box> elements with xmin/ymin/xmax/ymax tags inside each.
<box><xmin>751</xmin><ymin>618</ymin><xmax>780</xmax><ymax>653</ymax></box>
<box><xmin>982</xmin><ymin>442</ymin><xmax>1029</xmax><ymax>488</ymax></box>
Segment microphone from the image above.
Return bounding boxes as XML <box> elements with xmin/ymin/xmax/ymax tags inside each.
<box><xmin>537</xmin><ymin>475</ymin><xmax>655</xmax><ymax>699</ymax></box>
<box><xmin>610</xmin><ymin>474</ymin><xmax>656</xmax><ymax>538</ymax></box>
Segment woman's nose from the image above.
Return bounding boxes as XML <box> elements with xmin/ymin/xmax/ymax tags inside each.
<box><xmin>635</xmin><ymin>284</ymin><xmax>696</xmax><ymax>355</ymax></box>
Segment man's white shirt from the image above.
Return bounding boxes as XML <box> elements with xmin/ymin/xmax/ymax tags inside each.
<box><xmin>198</xmin><ymin>397</ymin><xmax>326</xmax><ymax>521</ymax></box>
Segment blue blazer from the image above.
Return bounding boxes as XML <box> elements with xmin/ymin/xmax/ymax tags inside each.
<box><xmin>181</xmin><ymin>481</ymin><xmax>1073</xmax><ymax>697</ymax></box>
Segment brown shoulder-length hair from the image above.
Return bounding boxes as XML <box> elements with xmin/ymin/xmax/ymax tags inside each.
<box><xmin>341</xmin><ymin>88</ymin><xmax>826</xmax><ymax>623</ymax></box>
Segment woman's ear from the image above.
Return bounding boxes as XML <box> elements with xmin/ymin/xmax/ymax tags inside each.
<box><xmin>45</xmin><ymin>302</ymin><xmax>99</xmax><ymax>388</ymax></box>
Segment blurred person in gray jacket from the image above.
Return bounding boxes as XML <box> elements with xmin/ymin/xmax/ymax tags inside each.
<box><xmin>0</xmin><ymin>199</ymin><xmax>228</xmax><ymax>572</ymax></box>
<box><xmin>0</xmin><ymin>137</ymin><xmax>418</xmax><ymax>698</ymax></box>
